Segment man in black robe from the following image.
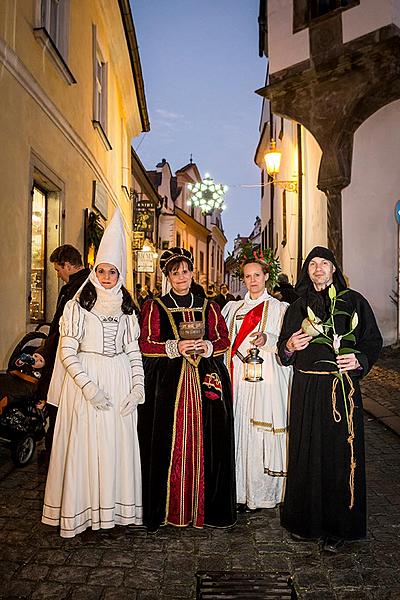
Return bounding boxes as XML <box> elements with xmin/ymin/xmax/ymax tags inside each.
<box><xmin>278</xmin><ymin>247</ymin><xmax>382</xmax><ymax>553</ymax></box>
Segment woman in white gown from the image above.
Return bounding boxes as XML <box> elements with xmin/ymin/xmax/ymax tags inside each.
<box><xmin>42</xmin><ymin>209</ymin><xmax>144</xmax><ymax>538</ymax></box>
<box><xmin>222</xmin><ymin>253</ymin><xmax>292</xmax><ymax>511</ymax></box>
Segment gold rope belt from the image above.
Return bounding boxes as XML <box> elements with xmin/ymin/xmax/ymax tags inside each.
<box><xmin>298</xmin><ymin>369</ymin><xmax>356</xmax><ymax>510</ymax></box>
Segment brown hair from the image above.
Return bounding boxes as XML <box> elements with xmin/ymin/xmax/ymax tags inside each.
<box><xmin>166</xmin><ymin>257</ymin><xmax>193</xmax><ymax>275</ymax></box>
<box><xmin>50</xmin><ymin>244</ymin><xmax>83</xmax><ymax>267</ymax></box>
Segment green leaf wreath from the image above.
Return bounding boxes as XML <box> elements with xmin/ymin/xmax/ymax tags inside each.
<box><xmin>228</xmin><ymin>242</ymin><xmax>281</xmax><ymax>287</ymax></box>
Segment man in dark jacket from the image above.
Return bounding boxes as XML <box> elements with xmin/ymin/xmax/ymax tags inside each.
<box><xmin>214</xmin><ymin>284</ymin><xmax>235</xmax><ymax>309</ymax></box>
<box><xmin>273</xmin><ymin>273</ymin><xmax>299</xmax><ymax>304</ymax></box>
<box><xmin>278</xmin><ymin>246</ymin><xmax>382</xmax><ymax>553</ymax></box>
<box><xmin>35</xmin><ymin>245</ymin><xmax>90</xmax><ymax>449</ymax></box>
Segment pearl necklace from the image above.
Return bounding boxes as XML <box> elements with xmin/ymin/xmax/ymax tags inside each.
<box><xmin>169</xmin><ymin>291</ymin><xmax>194</xmax><ymax>309</ymax></box>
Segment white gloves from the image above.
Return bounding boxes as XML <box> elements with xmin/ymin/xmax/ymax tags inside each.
<box><xmin>120</xmin><ymin>386</ymin><xmax>144</xmax><ymax>417</ymax></box>
<box><xmin>89</xmin><ymin>389</ymin><xmax>113</xmax><ymax>411</ymax></box>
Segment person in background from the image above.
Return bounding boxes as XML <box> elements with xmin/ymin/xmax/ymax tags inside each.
<box><xmin>190</xmin><ymin>280</ymin><xmax>206</xmax><ymax>298</ymax></box>
<box><xmin>222</xmin><ymin>248</ymin><xmax>292</xmax><ymax>513</ymax></box>
<box><xmin>215</xmin><ymin>283</ymin><xmax>235</xmax><ymax>309</ymax></box>
<box><xmin>277</xmin><ymin>246</ymin><xmax>382</xmax><ymax>553</ymax></box>
<box><xmin>206</xmin><ymin>283</ymin><xmax>217</xmax><ymax>300</ymax></box>
<box><xmin>138</xmin><ymin>247</ymin><xmax>236</xmax><ymax>532</ymax></box>
<box><xmin>34</xmin><ymin>245</ymin><xmax>90</xmax><ymax>450</ymax></box>
<box><xmin>273</xmin><ymin>273</ymin><xmax>299</xmax><ymax>305</ymax></box>
<box><xmin>42</xmin><ymin>209</ymin><xmax>144</xmax><ymax>538</ymax></box>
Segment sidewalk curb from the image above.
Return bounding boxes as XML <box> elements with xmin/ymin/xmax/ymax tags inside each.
<box><xmin>363</xmin><ymin>395</ymin><xmax>400</xmax><ymax>436</ymax></box>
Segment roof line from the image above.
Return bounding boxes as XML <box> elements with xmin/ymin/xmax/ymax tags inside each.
<box><xmin>118</xmin><ymin>0</ymin><xmax>150</xmax><ymax>132</ymax></box>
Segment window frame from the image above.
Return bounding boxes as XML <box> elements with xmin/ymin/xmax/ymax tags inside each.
<box><xmin>92</xmin><ymin>24</ymin><xmax>112</xmax><ymax>150</ymax></box>
<box><xmin>293</xmin><ymin>0</ymin><xmax>360</xmax><ymax>34</ymax></box>
<box><xmin>33</xmin><ymin>0</ymin><xmax>76</xmax><ymax>85</ymax></box>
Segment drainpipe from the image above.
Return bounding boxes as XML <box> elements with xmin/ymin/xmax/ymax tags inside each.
<box><xmin>297</xmin><ymin>124</ymin><xmax>303</xmax><ymax>278</ymax></box>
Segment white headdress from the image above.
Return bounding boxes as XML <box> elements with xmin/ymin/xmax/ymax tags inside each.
<box><xmin>88</xmin><ymin>207</ymin><xmax>126</xmax><ymax>297</ymax></box>
<box><xmin>94</xmin><ymin>207</ymin><xmax>126</xmax><ymax>280</ymax></box>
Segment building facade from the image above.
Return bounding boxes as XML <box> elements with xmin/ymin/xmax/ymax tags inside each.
<box><xmin>225</xmin><ymin>217</ymin><xmax>262</xmax><ymax>299</ymax></box>
<box><xmin>131</xmin><ymin>148</ymin><xmax>161</xmax><ymax>294</ymax></box>
<box><xmin>0</xmin><ymin>0</ymin><xmax>149</xmax><ymax>368</ymax></box>
<box><xmin>256</xmin><ymin>0</ymin><xmax>400</xmax><ymax>344</ymax></box>
<box><xmin>148</xmin><ymin>159</ymin><xmax>227</xmax><ymax>291</ymax></box>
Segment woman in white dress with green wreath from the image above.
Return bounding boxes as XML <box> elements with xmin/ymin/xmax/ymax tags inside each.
<box><xmin>42</xmin><ymin>209</ymin><xmax>144</xmax><ymax>538</ymax></box>
<box><xmin>222</xmin><ymin>246</ymin><xmax>292</xmax><ymax>511</ymax></box>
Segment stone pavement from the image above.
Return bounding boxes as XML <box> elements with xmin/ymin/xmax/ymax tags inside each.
<box><xmin>361</xmin><ymin>346</ymin><xmax>400</xmax><ymax>435</ymax></box>
<box><xmin>0</xmin><ymin>351</ymin><xmax>399</xmax><ymax>600</ymax></box>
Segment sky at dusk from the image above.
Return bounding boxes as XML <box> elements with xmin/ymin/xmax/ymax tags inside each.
<box><xmin>131</xmin><ymin>0</ymin><xmax>266</xmax><ymax>252</ymax></box>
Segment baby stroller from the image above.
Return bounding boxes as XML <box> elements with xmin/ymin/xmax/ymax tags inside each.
<box><xmin>0</xmin><ymin>325</ymin><xmax>49</xmax><ymax>467</ymax></box>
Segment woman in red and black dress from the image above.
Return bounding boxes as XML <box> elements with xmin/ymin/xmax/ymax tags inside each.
<box><xmin>138</xmin><ymin>247</ymin><xmax>236</xmax><ymax>532</ymax></box>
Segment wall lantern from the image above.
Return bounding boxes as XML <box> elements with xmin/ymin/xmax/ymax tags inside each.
<box><xmin>244</xmin><ymin>347</ymin><xmax>264</xmax><ymax>382</ymax></box>
<box><xmin>187</xmin><ymin>173</ymin><xmax>228</xmax><ymax>215</ymax></box>
<box><xmin>264</xmin><ymin>139</ymin><xmax>298</xmax><ymax>193</ymax></box>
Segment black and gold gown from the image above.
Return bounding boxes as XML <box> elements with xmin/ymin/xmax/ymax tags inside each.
<box><xmin>138</xmin><ymin>291</ymin><xmax>236</xmax><ymax>531</ymax></box>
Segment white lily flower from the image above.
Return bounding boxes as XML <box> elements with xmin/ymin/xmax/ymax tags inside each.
<box><xmin>333</xmin><ymin>333</ymin><xmax>342</xmax><ymax>353</ymax></box>
<box><xmin>307</xmin><ymin>306</ymin><xmax>317</xmax><ymax>322</ymax></box>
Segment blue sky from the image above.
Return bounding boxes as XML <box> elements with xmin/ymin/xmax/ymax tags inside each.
<box><xmin>131</xmin><ymin>1</ymin><xmax>266</xmax><ymax>251</ymax></box>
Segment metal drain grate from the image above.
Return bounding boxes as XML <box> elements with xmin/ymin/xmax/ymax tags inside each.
<box><xmin>196</xmin><ymin>571</ymin><xmax>296</xmax><ymax>599</ymax></box>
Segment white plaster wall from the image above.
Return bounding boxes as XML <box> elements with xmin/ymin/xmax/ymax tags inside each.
<box><xmin>267</xmin><ymin>0</ymin><xmax>309</xmax><ymax>74</ymax></box>
<box><xmin>342</xmin><ymin>100</ymin><xmax>400</xmax><ymax>345</ymax></box>
<box><xmin>302</xmin><ymin>128</ymin><xmax>327</xmax><ymax>256</ymax></box>
<box><xmin>342</xmin><ymin>0</ymin><xmax>396</xmax><ymax>44</ymax></box>
<box><xmin>275</xmin><ymin>122</ymin><xmax>300</xmax><ymax>282</ymax></box>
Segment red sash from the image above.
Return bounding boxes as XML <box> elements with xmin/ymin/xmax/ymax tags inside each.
<box><xmin>231</xmin><ymin>302</ymin><xmax>264</xmax><ymax>377</ymax></box>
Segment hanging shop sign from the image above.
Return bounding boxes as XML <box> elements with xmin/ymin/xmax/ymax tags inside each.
<box><xmin>136</xmin><ymin>251</ymin><xmax>155</xmax><ymax>273</ymax></box>
<box><xmin>134</xmin><ymin>200</ymin><xmax>155</xmax><ymax>235</ymax></box>
<box><xmin>132</xmin><ymin>231</ymin><xmax>145</xmax><ymax>250</ymax></box>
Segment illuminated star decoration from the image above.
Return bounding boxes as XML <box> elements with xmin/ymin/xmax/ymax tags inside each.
<box><xmin>187</xmin><ymin>173</ymin><xmax>228</xmax><ymax>215</ymax></box>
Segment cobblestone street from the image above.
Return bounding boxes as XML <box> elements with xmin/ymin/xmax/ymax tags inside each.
<box><xmin>0</xmin><ymin>350</ymin><xmax>399</xmax><ymax>600</ymax></box>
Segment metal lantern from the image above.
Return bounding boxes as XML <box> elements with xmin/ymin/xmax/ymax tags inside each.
<box><xmin>244</xmin><ymin>347</ymin><xmax>264</xmax><ymax>382</ymax></box>
<box><xmin>264</xmin><ymin>139</ymin><xmax>282</xmax><ymax>178</ymax></box>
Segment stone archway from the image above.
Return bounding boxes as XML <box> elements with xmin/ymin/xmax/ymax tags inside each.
<box><xmin>257</xmin><ymin>22</ymin><xmax>400</xmax><ymax>266</ymax></box>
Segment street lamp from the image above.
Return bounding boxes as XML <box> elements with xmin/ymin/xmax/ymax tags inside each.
<box><xmin>187</xmin><ymin>173</ymin><xmax>228</xmax><ymax>215</ymax></box>
<box><xmin>264</xmin><ymin>139</ymin><xmax>298</xmax><ymax>193</ymax></box>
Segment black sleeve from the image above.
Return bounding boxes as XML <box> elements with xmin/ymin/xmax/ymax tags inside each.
<box><xmin>353</xmin><ymin>293</ymin><xmax>383</xmax><ymax>376</ymax></box>
<box><xmin>277</xmin><ymin>299</ymin><xmax>304</xmax><ymax>366</ymax></box>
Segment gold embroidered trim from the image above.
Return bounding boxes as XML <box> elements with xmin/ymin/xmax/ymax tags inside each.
<box><xmin>250</xmin><ymin>419</ymin><xmax>287</xmax><ymax>433</ymax></box>
<box><xmin>227</xmin><ymin>300</ymin><xmax>269</xmax><ymax>370</ymax></box>
<box><xmin>209</xmin><ymin>302</ymin><xmax>221</xmax><ymax>344</ymax></box>
<box><xmin>165</xmin><ymin>361</ymin><xmax>186</xmax><ymax>518</ymax></box>
<box><xmin>156</xmin><ymin>297</ymin><xmax>180</xmax><ymax>339</ymax></box>
<box><xmin>227</xmin><ymin>301</ymin><xmax>245</xmax><ymax>370</ymax></box>
<box><xmin>165</xmin><ymin>360</ymin><xmax>203</xmax><ymax>526</ymax></box>
<box><xmin>264</xmin><ymin>468</ymin><xmax>287</xmax><ymax>477</ymax></box>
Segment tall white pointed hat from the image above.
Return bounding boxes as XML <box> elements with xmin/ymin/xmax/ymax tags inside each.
<box><xmin>94</xmin><ymin>207</ymin><xmax>127</xmax><ymax>282</ymax></box>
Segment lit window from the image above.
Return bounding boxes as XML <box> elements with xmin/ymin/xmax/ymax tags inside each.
<box><xmin>30</xmin><ymin>188</ymin><xmax>46</xmax><ymax>323</ymax></box>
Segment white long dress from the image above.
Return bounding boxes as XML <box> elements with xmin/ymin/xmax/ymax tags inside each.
<box><xmin>222</xmin><ymin>290</ymin><xmax>292</xmax><ymax>509</ymax></box>
<box><xmin>42</xmin><ymin>297</ymin><xmax>144</xmax><ymax>538</ymax></box>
